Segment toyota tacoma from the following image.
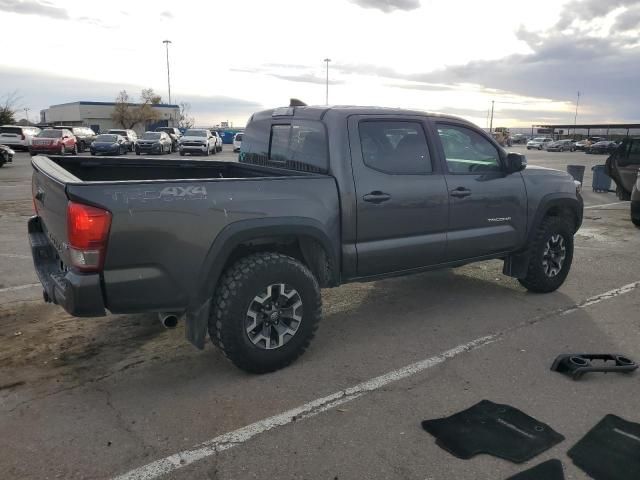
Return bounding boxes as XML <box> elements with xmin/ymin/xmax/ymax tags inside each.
<box><xmin>29</xmin><ymin>104</ymin><xmax>583</xmax><ymax>373</ymax></box>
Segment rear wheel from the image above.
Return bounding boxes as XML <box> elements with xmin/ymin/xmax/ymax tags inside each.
<box><xmin>518</xmin><ymin>216</ymin><xmax>574</xmax><ymax>293</ymax></box>
<box><xmin>71</xmin><ymin>144</ymin><xmax>78</xmax><ymax>155</ymax></box>
<box><xmin>210</xmin><ymin>252</ymin><xmax>321</xmax><ymax>373</ymax></box>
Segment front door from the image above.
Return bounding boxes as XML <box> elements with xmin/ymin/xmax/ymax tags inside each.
<box><xmin>433</xmin><ymin>121</ymin><xmax>527</xmax><ymax>262</ymax></box>
<box><xmin>348</xmin><ymin>116</ymin><xmax>449</xmax><ymax>277</ymax></box>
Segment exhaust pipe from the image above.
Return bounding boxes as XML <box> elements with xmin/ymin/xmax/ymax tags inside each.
<box><xmin>159</xmin><ymin>312</ymin><xmax>179</xmax><ymax>329</ymax></box>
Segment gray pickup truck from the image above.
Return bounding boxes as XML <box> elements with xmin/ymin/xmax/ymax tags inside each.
<box><xmin>29</xmin><ymin>105</ymin><xmax>583</xmax><ymax>373</ymax></box>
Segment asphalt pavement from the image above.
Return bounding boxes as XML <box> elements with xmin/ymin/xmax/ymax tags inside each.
<box><xmin>1</xmin><ymin>146</ymin><xmax>638</xmax><ymax>480</ymax></box>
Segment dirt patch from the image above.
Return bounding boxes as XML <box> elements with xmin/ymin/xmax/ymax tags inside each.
<box><xmin>0</xmin><ymin>198</ymin><xmax>34</xmax><ymax>217</ymax></box>
<box><xmin>0</xmin><ymin>301</ymin><xmax>192</xmax><ymax>393</ymax></box>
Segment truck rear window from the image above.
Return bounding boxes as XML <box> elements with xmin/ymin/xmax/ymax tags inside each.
<box><xmin>240</xmin><ymin>119</ymin><xmax>328</xmax><ymax>173</ymax></box>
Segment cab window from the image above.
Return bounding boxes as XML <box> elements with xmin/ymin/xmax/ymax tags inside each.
<box><xmin>437</xmin><ymin>124</ymin><xmax>502</xmax><ymax>174</ymax></box>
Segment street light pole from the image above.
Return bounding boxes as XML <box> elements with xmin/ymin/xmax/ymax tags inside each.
<box><xmin>163</xmin><ymin>40</ymin><xmax>172</xmax><ymax>105</ymax></box>
<box><xmin>23</xmin><ymin>107</ymin><xmax>30</xmax><ymax>123</ymax></box>
<box><xmin>573</xmin><ymin>91</ymin><xmax>580</xmax><ymax>136</ymax></box>
<box><xmin>489</xmin><ymin>100</ymin><xmax>495</xmax><ymax>132</ymax></box>
<box><xmin>323</xmin><ymin>58</ymin><xmax>331</xmax><ymax>105</ymax></box>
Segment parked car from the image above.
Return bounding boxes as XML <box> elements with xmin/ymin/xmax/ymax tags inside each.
<box><xmin>631</xmin><ymin>175</ymin><xmax>640</xmax><ymax>227</ymax></box>
<box><xmin>179</xmin><ymin>129</ymin><xmax>217</xmax><ymax>156</ymax></box>
<box><xmin>209</xmin><ymin>130</ymin><xmax>223</xmax><ymax>152</ymax></box>
<box><xmin>546</xmin><ymin>139</ymin><xmax>576</xmax><ymax>152</ymax></box>
<box><xmin>526</xmin><ymin>137</ymin><xmax>554</xmax><ymax>150</ymax></box>
<box><xmin>107</xmin><ymin>129</ymin><xmax>138</xmax><ymax>151</ymax></box>
<box><xmin>28</xmin><ymin>104</ymin><xmax>583</xmax><ymax>373</ymax></box>
<box><xmin>0</xmin><ymin>125</ymin><xmax>41</xmax><ymax>150</ymax></box>
<box><xmin>233</xmin><ymin>132</ymin><xmax>243</xmax><ymax>152</ymax></box>
<box><xmin>574</xmin><ymin>137</ymin><xmax>603</xmax><ymax>151</ymax></box>
<box><xmin>155</xmin><ymin>127</ymin><xmax>182</xmax><ymax>152</ymax></box>
<box><xmin>605</xmin><ymin>137</ymin><xmax>640</xmax><ymax>201</ymax></box>
<box><xmin>29</xmin><ymin>128</ymin><xmax>77</xmax><ymax>156</ymax></box>
<box><xmin>511</xmin><ymin>134</ymin><xmax>529</xmax><ymax>144</ymax></box>
<box><xmin>90</xmin><ymin>134</ymin><xmax>128</xmax><ymax>156</ymax></box>
<box><xmin>0</xmin><ymin>144</ymin><xmax>15</xmax><ymax>167</ymax></box>
<box><xmin>136</xmin><ymin>131</ymin><xmax>172</xmax><ymax>155</ymax></box>
<box><xmin>51</xmin><ymin>126</ymin><xmax>96</xmax><ymax>152</ymax></box>
<box><xmin>585</xmin><ymin>141</ymin><xmax>618</xmax><ymax>154</ymax></box>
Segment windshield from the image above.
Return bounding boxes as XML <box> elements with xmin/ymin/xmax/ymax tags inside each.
<box><xmin>142</xmin><ymin>132</ymin><xmax>161</xmax><ymax>140</ymax></box>
<box><xmin>156</xmin><ymin>128</ymin><xmax>173</xmax><ymax>134</ymax></box>
<box><xmin>235</xmin><ymin>134</ymin><xmax>243</xmax><ymax>141</ymax></box>
<box><xmin>96</xmin><ymin>135</ymin><xmax>118</xmax><ymax>142</ymax></box>
<box><xmin>532</xmin><ymin>138</ymin><xmax>546</xmax><ymax>142</ymax></box>
<box><xmin>184</xmin><ymin>129</ymin><xmax>207</xmax><ymax>137</ymax></box>
<box><xmin>109</xmin><ymin>130</ymin><xmax>126</xmax><ymax>135</ymax></box>
<box><xmin>37</xmin><ymin>130</ymin><xmax>62</xmax><ymax>138</ymax></box>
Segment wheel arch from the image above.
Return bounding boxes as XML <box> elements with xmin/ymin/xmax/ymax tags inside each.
<box><xmin>185</xmin><ymin>217</ymin><xmax>340</xmax><ymax>349</ymax></box>
<box><xmin>529</xmin><ymin>195</ymin><xmax>583</xmax><ymax>242</ymax></box>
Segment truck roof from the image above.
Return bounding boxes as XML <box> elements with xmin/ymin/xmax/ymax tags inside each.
<box><xmin>249</xmin><ymin>105</ymin><xmax>469</xmax><ymax>124</ymax></box>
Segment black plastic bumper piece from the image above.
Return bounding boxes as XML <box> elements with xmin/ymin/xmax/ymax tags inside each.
<box><xmin>28</xmin><ymin>216</ymin><xmax>106</xmax><ymax>317</ymax></box>
<box><xmin>551</xmin><ymin>353</ymin><xmax>638</xmax><ymax>380</ymax></box>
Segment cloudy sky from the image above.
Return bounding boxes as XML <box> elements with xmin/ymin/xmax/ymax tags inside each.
<box><xmin>1</xmin><ymin>0</ymin><xmax>639</xmax><ymax>127</ymax></box>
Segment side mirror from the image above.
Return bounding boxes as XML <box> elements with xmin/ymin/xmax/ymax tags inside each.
<box><xmin>506</xmin><ymin>152</ymin><xmax>527</xmax><ymax>173</ymax></box>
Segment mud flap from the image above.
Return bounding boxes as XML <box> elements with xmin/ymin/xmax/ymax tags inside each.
<box><xmin>185</xmin><ymin>298</ymin><xmax>211</xmax><ymax>349</ymax></box>
<box><xmin>503</xmin><ymin>251</ymin><xmax>530</xmax><ymax>279</ymax></box>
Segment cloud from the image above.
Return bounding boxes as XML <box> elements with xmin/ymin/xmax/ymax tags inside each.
<box><xmin>335</xmin><ymin>2</ymin><xmax>640</xmax><ymax>122</ymax></box>
<box><xmin>348</xmin><ymin>0</ymin><xmax>421</xmax><ymax>12</ymax></box>
<box><xmin>0</xmin><ymin>0</ymin><xmax>69</xmax><ymax>19</ymax></box>
<box><xmin>160</xmin><ymin>10</ymin><xmax>173</xmax><ymax>19</ymax></box>
<box><xmin>232</xmin><ymin>65</ymin><xmax>342</xmax><ymax>85</ymax></box>
<box><xmin>614</xmin><ymin>3</ymin><xmax>640</xmax><ymax>31</ymax></box>
<box><xmin>0</xmin><ymin>67</ymin><xmax>262</xmax><ymax>124</ymax></box>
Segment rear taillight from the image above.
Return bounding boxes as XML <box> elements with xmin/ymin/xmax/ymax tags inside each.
<box><xmin>67</xmin><ymin>202</ymin><xmax>111</xmax><ymax>272</ymax></box>
<box><xmin>21</xmin><ymin>134</ymin><xmax>25</xmax><ymax>140</ymax></box>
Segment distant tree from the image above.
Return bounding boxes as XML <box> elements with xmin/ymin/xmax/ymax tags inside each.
<box><xmin>111</xmin><ymin>89</ymin><xmax>161</xmax><ymax>129</ymax></box>
<box><xmin>0</xmin><ymin>91</ymin><xmax>21</xmax><ymax>125</ymax></box>
<box><xmin>111</xmin><ymin>90</ymin><xmax>137</xmax><ymax>129</ymax></box>
<box><xmin>141</xmin><ymin>88</ymin><xmax>162</xmax><ymax>105</ymax></box>
<box><xmin>178</xmin><ymin>102</ymin><xmax>195</xmax><ymax>129</ymax></box>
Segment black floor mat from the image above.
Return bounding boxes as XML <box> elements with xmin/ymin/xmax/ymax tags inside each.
<box><xmin>505</xmin><ymin>459</ymin><xmax>565</xmax><ymax>480</ymax></box>
<box><xmin>421</xmin><ymin>400</ymin><xmax>564</xmax><ymax>463</ymax></box>
<box><xmin>568</xmin><ymin>414</ymin><xmax>640</xmax><ymax>480</ymax></box>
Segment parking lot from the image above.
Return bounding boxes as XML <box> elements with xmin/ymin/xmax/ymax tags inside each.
<box><xmin>0</xmin><ymin>146</ymin><xmax>638</xmax><ymax>479</ymax></box>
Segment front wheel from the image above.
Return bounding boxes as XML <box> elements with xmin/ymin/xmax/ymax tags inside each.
<box><xmin>518</xmin><ymin>216</ymin><xmax>574</xmax><ymax>293</ymax></box>
<box><xmin>210</xmin><ymin>252</ymin><xmax>322</xmax><ymax>373</ymax></box>
<box><xmin>71</xmin><ymin>144</ymin><xmax>78</xmax><ymax>155</ymax></box>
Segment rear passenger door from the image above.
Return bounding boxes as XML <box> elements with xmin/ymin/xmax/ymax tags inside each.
<box><xmin>433</xmin><ymin>121</ymin><xmax>527</xmax><ymax>261</ymax></box>
<box><xmin>348</xmin><ymin>116</ymin><xmax>449</xmax><ymax>277</ymax></box>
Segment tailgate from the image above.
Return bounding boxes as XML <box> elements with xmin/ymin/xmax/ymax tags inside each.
<box><xmin>31</xmin><ymin>155</ymin><xmax>79</xmax><ymax>266</ymax></box>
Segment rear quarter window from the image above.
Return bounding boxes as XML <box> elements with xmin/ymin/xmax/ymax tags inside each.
<box><xmin>241</xmin><ymin>119</ymin><xmax>328</xmax><ymax>173</ymax></box>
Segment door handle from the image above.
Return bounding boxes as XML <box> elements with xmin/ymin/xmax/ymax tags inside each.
<box><xmin>363</xmin><ymin>191</ymin><xmax>391</xmax><ymax>204</ymax></box>
<box><xmin>450</xmin><ymin>187</ymin><xmax>471</xmax><ymax>198</ymax></box>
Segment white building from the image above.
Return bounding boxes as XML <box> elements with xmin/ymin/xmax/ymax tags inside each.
<box><xmin>40</xmin><ymin>101</ymin><xmax>180</xmax><ymax>134</ymax></box>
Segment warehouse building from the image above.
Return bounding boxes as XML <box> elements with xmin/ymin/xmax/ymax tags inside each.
<box><xmin>39</xmin><ymin>101</ymin><xmax>180</xmax><ymax>134</ymax></box>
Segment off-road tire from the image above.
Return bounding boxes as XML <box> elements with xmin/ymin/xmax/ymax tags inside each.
<box><xmin>518</xmin><ymin>216</ymin><xmax>574</xmax><ymax>293</ymax></box>
<box><xmin>616</xmin><ymin>186</ymin><xmax>631</xmax><ymax>201</ymax></box>
<box><xmin>210</xmin><ymin>252</ymin><xmax>322</xmax><ymax>373</ymax></box>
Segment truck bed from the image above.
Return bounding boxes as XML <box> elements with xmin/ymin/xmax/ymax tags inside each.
<box><xmin>40</xmin><ymin>155</ymin><xmax>303</xmax><ymax>182</ymax></box>
<box><xmin>30</xmin><ymin>154</ymin><xmax>340</xmax><ymax>321</ymax></box>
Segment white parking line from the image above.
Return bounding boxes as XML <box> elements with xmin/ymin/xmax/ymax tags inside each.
<box><xmin>112</xmin><ymin>335</ymin><xmax>498</xmax><ymax>480</ymax></box>
<box><xmin>0</xmin><ymin>283</ymin><xmax>40</xmax><ymax>294</ymax></box>
<box><xmin>584</xmin><ymin>201</ymin><xmax>629</xmax><ymax>209</ymax></box>
<box><xmin>112</xmin><ymin>280</ymin><xmax>640</xmax><ymax>480</ymax></box>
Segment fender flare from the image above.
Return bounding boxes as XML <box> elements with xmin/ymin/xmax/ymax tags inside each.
<box><xmin>504</xmin><ymin>194</ymin><xmax>583</xmax><ymax>279</ymax></box>
<box><xmin>528</xmin><ymin>194</ymin><xmax>583</xmax><ymax>244</ymax></box>
<box><xmin>185</xmin><ymin>217</ymin><xmax>340</xmax><ymax>349</ymax></box>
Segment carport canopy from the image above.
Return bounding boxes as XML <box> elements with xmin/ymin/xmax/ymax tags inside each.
<box><xmin>532</xmin><ymin>123</ymin><xmax>640</xmax><ymax>138</ymax></box>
